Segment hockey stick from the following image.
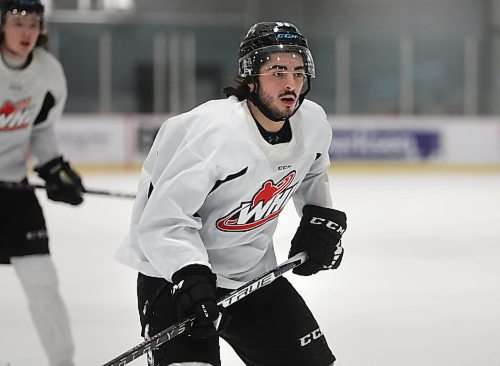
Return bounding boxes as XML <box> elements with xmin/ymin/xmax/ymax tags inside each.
<box><xmin>100</xmin><ymin>251</ymin><xmax>308</xmax><ymax>366</ymax></box>
<box><xmin>0</xmin><ymin>181</ymin><xmax>136</xmax><ymax>199</ymax></box>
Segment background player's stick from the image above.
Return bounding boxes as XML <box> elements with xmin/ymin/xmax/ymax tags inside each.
<box><xmin>100</xmin><ymin>251</ymin><xmax>308</xmax><ymax>366</ymax></box>
<box><xmin>0</xmin><ymin>181</ymin><xmax>136</xmax><ymax>199</ymax></box>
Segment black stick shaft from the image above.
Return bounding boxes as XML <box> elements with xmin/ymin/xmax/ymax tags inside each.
<box><xmin>0</xmin><ymin>181</ymin><xmax>136</xmax><ymax>199</ymax></box>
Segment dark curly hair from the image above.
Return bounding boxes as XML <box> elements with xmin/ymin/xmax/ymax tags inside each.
<box><xmin>222</xmin><ymin>75</ymin><xmax>257</xmax><ymax>101</ymax></box>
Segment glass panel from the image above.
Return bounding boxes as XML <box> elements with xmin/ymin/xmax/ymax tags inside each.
<box><xmin>46</xmin><ymin>21</ymin><xmax>488</xmax><ymax>116</ymax></box>
<box><xmin>306</xmin><ymin>37</ymin><xmax>336</xmax><ymax>114</ymax></box>
<box><xmin>48</xmin><ymin>23</ymin><xmax>102</xmax><ymax>112</ymax></box>
<box><xmin>110</xmin><ymin>24</ymin><xmax>155</xmax><ymax>113</ymax></box>
<box><xmin>350</xmin><ymin>37</ymin><xmax>400</xmax><ymax>114</ymax></box>
<box><xmin>191</xmin><ymin>25</ymin><xmax>242</xmax><ymax>106</ymax></box>
<box><xmin>414</xmin><ymin>38</ymin><xmax>464</xmax><ymax>114</ymax></box>
<box><xmin>485</xmin><ymin>36</ymin><xmax>500</xmax><ymax>114</ymax></box>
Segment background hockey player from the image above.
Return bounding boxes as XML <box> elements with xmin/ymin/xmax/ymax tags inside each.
<box><xmin>116</xmin><ymin>21</ymin><xmax>347</xmax><ymax>366</ymax></box>
<box><xmin>0</xmin><ymin>1</ymin><xmax>84</xmax><ymax>365</ymax></box>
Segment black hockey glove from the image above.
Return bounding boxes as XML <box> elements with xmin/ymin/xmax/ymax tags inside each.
<box><xmin>34</xmin><ymin>156</ymin><xmax>84</xmax><ymax>206</ymax></box>
<box><xmin>289</xmin><ymin>205</ymin><xmax>347</xmax><ymax>276</ymax></box>
<box><xmin>171</xmin><ymin>264</ymin><xmax>220</xmax><ymax>338</ymax></box>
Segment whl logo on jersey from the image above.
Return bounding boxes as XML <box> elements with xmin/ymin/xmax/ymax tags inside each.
<box><xmin>216</xmin><ymin>171</ymin><xmax>297</xmax><ymax>232</ymax></box>
<box><xmin>0</xmin><ymin>98</ymin><xmax>32</xmax><ymax>131</ymax></box>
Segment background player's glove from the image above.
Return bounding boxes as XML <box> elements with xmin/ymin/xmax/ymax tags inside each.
<box><xmin>34</xmin><ymin>156</ymin><xmax>84</xmax><ymax>205</ymax></box>
<box><xmin>171</xmin><ymin>264</ymin><xmax>219</xmax><ymax>338</ymax></box>
<box><xmin>289</xmin><ymin>205</ymin><xmax>347</xmax><ymax>276</ymax></box>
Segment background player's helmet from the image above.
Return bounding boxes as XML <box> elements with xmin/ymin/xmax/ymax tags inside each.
<box><xmin>238</xmin><ymin>21</ymin><xmax>315</xmax><ymax>78</ymax></box>
<box><xmin>0</xmin><ymin>0</ymin><xmax>44</xmax><ymax>26</ymax></box>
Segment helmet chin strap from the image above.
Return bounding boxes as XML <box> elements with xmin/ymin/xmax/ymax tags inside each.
<box><xmin>249</xmin><ymin>76</ymin><xmax>311</xmax><ymax>122</ymax></box>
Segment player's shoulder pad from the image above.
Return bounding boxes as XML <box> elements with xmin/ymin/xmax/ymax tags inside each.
<box><xmin>31</xmin><ymin>48</ymin><xmax>66</xmax><ymax>85</ymax></box>
<box><xmin>193</xmin><ymin>97</ymin><xmax>252</xmax><ymax>146</ymax></box>
<box><xmin>171</xmin><ymin>97</ymin><xmax>245</xmax><ymax>137</ymax></box>
<box><xmin>295</xmin><ymin>99</ymin><xmax>331</xmax><ymax>142</ymax></box>
<box><xmin>299</xmin><ymin>99</ymin><xmax>328</xmax><ymax>122</ymax></box>
<box><xmin>157</xmin><ymin>98</ymin><xmax>252</xmax><ymax>168</ymax></box>
<box><xmin>32</xmin><ymin>48</ymin><xmax>63</xmax><ymax>70</ymax></box>
<box><xmin>290</xmin><ymin>99</ymin><xmax>332</xmax><ymax>149</ymax></box>
<box><xmin>190</xmin><ymin>97</ymin><xmax>242</xmax><ymax>123</ymax></box>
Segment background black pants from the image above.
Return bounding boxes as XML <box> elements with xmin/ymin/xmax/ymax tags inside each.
<box><xmin>0</xmin><ymin>183</ymin><xmax>49</xmax><ymax>264</ymax></box>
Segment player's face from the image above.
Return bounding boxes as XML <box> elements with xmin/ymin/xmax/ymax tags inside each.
<box><xmin>256</xmin><ymin>52</ymin><xmax>306</xmax><ymax>120</ymax></box>
<box><xmin>1</xmin><ymin>13</ymin><xmax>41</xmax><ymax>60</ymax></box>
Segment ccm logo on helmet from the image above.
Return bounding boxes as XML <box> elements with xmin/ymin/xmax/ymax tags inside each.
<box><xmin>310</xmin><ymin>217</ymin><xmax>345</xmax><ymax>234</ymax></box>
<box><xmin>276</xmin><ymin>33</ymin><xmax>299</xmax><ymax>39</ymax></box>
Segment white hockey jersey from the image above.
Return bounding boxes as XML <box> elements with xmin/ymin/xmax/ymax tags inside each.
<box><xmin>0</xmin><ymin>48</ymin><xmax>67</xmax><ymax>182</ymax></box>
<box><xmin>116</xmin><ymin>97</ymin><xmax>334</xmax><ymax>289</ymax></box>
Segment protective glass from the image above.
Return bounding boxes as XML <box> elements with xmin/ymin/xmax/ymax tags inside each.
<box><xmin>239</xmin><ymin>45</ymin><xmax>315</xmax><ymax>78</ymax></box>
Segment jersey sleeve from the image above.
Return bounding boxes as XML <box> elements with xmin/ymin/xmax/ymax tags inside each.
<box><xmin>292</xmin><ymin>150</ymin><xmax>333</xmax><ymax>213</ymax></box>
<box><xmin>133</xmin><ymin>120</ymin><xmax>222</xmax><ymax>281</ymax></box>
<box><xmin>30</xmin><ymin>57</ymin><xmax>68</xmax><ymax>166</ymax></box>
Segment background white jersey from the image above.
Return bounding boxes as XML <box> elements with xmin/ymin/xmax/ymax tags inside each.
<box><xmin>116</xmin><ymin>96</ymin><xmax>334</xmax><ymax>289</ymax></box>
<box><xmin>0</xmin><ymin>48</ymin><xmax>67</xmax><ymax>182</ymax></box>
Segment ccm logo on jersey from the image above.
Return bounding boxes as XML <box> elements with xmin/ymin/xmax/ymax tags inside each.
<box><xmin>299</xmin><ymin>327</ymin><xmax>324</xmax><ymax>347</ymax></box>
<box><xmin>278</xmin><ymin>164</ymin><xmax>292</xmax><ymax>171</ymax></box>
<box><xmin>310</xmin><ymin>217</ymin><xmax>345</xmax><ymax>235</ymax></box>
<box><xmin>216</xmin><ymin>171</ymin><xmax>297</xmax><ymax>232</ymax></box>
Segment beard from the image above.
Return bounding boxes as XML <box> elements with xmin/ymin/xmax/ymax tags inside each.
<box><xmin>257</xmin><ymin>88</ymin><xmax>297</xmax><ymax>120</ymax></box>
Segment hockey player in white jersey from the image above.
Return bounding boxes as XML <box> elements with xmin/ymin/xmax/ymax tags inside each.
<box><xmin>116</xmin><ymin>21</ymin><xmax>347</xmax><ymax>366</ymax></box>
<box><xmin>0</xmin><ymin>1</ymin><xmax>84</xmax><ymax>365</ymax></box>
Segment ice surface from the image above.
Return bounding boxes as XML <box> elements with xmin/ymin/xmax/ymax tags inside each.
<box><xmin>1</xmin><ymin>170</ymin><xmax>499</xmax><ymax>365</ymax></box>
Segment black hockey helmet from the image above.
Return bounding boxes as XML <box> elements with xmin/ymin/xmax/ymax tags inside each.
<box><xmin>238</xmin><ymin>21</ymin><xmax>314</xmax><ymax>122</ymax></box>
<box><xmin>238</xmin><ymin>21</ymin><xmax>315</xmax><ymax>78</ymax></box>
<box><xmin>1</xmin><ymin>0</ymin><xmax>44</xmax><ymax>25</ymax></box>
